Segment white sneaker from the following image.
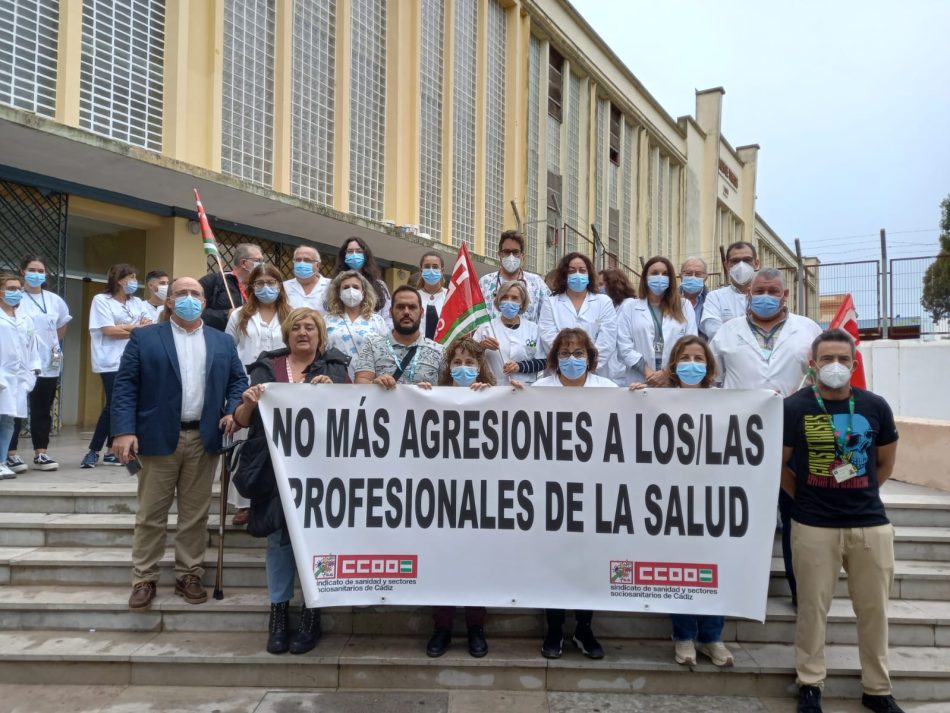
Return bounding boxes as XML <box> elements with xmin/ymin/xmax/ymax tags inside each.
<box><xmin>674</xmin><ymin>639</ymin><xmax>696</xmax><ymax>665</ymax></box>
<box><xmin>697</xmin><ymin>641</ymin><xmax>734</xmax><ymax>667</ymax></box>
<box><xmin>0</xmin><ymin>463</ymin><xmax>16</xmax><ymax>479</ymax></box>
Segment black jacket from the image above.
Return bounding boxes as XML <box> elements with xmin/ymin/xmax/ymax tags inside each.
<box><xmin>233</xmin><ymin>347</ymin><xmax>350</xmax><ymax>541</ymax></box>
<box><xmin>199</xmin><ymin>271</ymin><xmax>245</xmax><ymax>332</ymax></box>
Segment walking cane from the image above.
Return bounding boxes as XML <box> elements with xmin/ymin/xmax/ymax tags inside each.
<box><xmin>213</xmin><ymin>438</ymin><xmax>243</xmax><ymax>600</ymax></box>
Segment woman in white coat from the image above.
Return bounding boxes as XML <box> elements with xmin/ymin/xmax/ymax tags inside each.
<box><xmin>616</xmin><ymin>256</ymin><xmax>696</xmax><ymax>387</ymax></box>
<box><xmin>0</xmin><ymin>273</ymin><xmax>40</xmax><ymax>479</ymax></box>
<box><xmin>598</xmin><ymin>267</ymin><xmax>638</xmax><ymax>386</ymax></box>
<box><xmin>538</xmin><ymin>252</ymin><xmax>617</xmax><ymax>377</ymax></box>
<box><xmin>474</xmin><ymin>280</ymin><xmax>547</xmax><ymax>385</ymax></box>
<box><xmin>226</xmin><ymin>263</ymin><xmax>292</xmax><ymax>524</ymax></box>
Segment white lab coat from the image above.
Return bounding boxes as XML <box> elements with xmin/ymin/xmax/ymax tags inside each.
<box><xmin>0</xmin><ymin>310</ymin><xmax>41</xmax><ymax>417</ymax></box>
<box><xmin>700</xmin><ymin>285</ymin><xmax>749</xmax><ymax>342</ymax></box>
<box><xmin>709</xmin><ymin>312</ymin><xmax>823</xmax><ymax>396</ymax></box>
<box><xmin>538</xmin><ymin>292</ymin><xmax>617</xmax><ymax>376</ymax></box>
<box><xmin>283</xmin><ymin>277</ymin><xmax>331</xmax><ymax>312</ymax></box>
<box><xmin>473</xmin><ymin>317</ymin><xmax>546</xmax><ymax>385</ymax></box>
<box><xmin>615</xmin><ymin>298</ymin><xmax>697</xmax><ymax>385</ymax></box>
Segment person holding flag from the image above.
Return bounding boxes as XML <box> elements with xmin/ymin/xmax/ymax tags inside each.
<box><xmin>193</xmin><ymin>189</ymin><xmax>258</xmax><ymax>331</ymax></box>
<box><xmin>352</xmin><ymin>285</ymin><xmax>443</xmax><ymax>387</ymax></box>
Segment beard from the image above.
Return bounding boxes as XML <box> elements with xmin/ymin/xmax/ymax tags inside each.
<box><xmin>393</xmin><ymin>318</ymin><xmax>421</xmax><ymax>336</ymax></box>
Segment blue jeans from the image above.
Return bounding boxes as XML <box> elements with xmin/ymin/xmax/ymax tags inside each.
<box><xmin>266</xmin><ymin>530</ymin><xmax>296</xmax><ymax>604</ymax></box>
<box><xmin>670</xmin><ymin>614</ymin><xmax>725</xmax><ymax>643</ymax></box>
<box><xmin>0</xmin><ymin>414</ymin><xmax>15</xmax><ymax>463</ymax></box>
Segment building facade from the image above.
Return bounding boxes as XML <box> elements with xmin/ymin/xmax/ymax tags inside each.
<box><xmin>0</xmin><ymin>0</ymin><xmax>801</xmax><ymax>426</ymax></box>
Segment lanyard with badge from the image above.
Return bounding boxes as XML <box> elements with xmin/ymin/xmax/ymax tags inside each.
<box><xmin>648</xmin><ymin>304</ymin><xmax>664</xmax><ymax>370</ymax></box>
<box><xmin>26</xmin><ymin>291</ymin><xmax>62</xmax><ymax>370</ymax></box>
<box><xmin>386</xmin><ymin>336</ymin><xmax>421</xmax><ymax>383</ymax></box>
<box><xmin>812</xmin><ymin>386</ymin><xmax>857</xmax><ymax>482</ymax></box>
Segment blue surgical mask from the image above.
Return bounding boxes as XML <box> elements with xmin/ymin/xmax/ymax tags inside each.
<box><xmin>254</xmin><ymin>285</ymin><xmax>279</xmax><ymax>304</ymax></box>
<box><xmin>749</xmin><ymin>294</ymin><xmax>782</xmax><ymax>319</ymax></box>
<box><xmin>25</xmin><ymin>272</ymin><xmax>46</xmax><ymax>288</ymax></box>
<box><xmin>558</xmin><ymin>356</ymin><xmax>588</xmax><ymax>379</ymax></box>
<box><xmin>499</xmin><ymin>301</ymin><xmax>520</xmax><ymax>319</ymax></box>
<box><xmin>3</xmin><ymin>289</ymin><xmax>23</xmax><ymax>306</ymax></box>
<box><xmin>421</xmin><ymin>268</ymin><xmax>442</xmax><ymax>286</ymax></box>
<box><xmin>124</xmin><ymin>280</ymin><xmax>139</xmax><ymax>295</ymax></box>
<box><xmin>647</xmin><ymin>275</ymin><xmax>670</xmax><ymax>296</ymax></box>
<box><xmin>676</xmin><ymin>362</ymin><xmax>707</xmax><ymax>386</ymax></box>
<box><xmin>345</xmin><ymin>252</ymin><xmax>366</xmax><ymax>270</ymax></box>
<box><xmin>566</xmin><ymin>273</ymin><xmax>589</xmax><ymax>292</ymax></box>
<box><xmin>451</xmin><ymin>365</ymin><xmax>479</xmax><ymax>387</ymax></box>
<box><xmin>293</xmin><ymin>261</ymin><xmax>315</xmax><ymax>279</ymax></box>
<box><xmin>174</xmin><ymin>295</ymin><xmax>203</xmax><ymax>321</ymax></box>
<box><xmin>681</xmin><ymin>276</ymin><xmax>704</xmax><ymax>295</ymax></box>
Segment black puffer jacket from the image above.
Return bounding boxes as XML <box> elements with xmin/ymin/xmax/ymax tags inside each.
<box><xmin>233</xmin><ymin>346</ymin><xmax>350</xmax><ymax>541</ymax></box>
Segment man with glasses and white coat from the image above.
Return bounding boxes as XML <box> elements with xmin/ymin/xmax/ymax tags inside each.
<box><xmin>701</xmin><ymin>241</ymin><xmax>759</xmax><ymax>341</ymax></box>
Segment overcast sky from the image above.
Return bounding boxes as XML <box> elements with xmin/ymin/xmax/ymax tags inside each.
<box><xmin>570</xmin><ymin>0</ymin><xmax>950</xmax><ymax>265</ymax></box>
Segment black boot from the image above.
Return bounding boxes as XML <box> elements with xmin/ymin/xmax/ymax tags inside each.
<box><xmin>266</xmin><ymin>601</ymin><xmax>290</xmax><ymax>654</ymax></box>
<box><xmin>467</xmin><ymin>625</ymin><xmax>488</xmax><ymax>658</ymax></box>
<box><xmin>426</xmin><ymin>627</ymin><xmax>452</xmax><ymax>657</ymax></box>
<box><xmin>289</xmin><ymin>606</ymin><xmax>322</xmax><ymax>654</ymax></box>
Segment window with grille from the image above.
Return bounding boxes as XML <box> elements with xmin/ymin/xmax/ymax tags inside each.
<box><xmin>451</xmin><ymin>0</ymin><xmax>477</xmax><ymax>250</ymax></box>
<box><xmin>222</xmin><ymin>0</ymin><xmax>275</xmax><ymax>186</ymax></box>
<box><xmin>526</xmin><ymin>35</ymin><xmax>540</xmax><ymax>271</ymax></box>
<box><xmin>609</xmin><ymin>105</ymin><xmax>621</xmax><ymax>165</ymax></box>
<box><xmin>608</xmin><ymin>207</ymin><xmax>619</xmax><ymax>268</ymax></box>
<box><xmin>621</xmin><ymin>120</ymin><xmax>636</xmax><ymax>268</ymax></box>
<box><xmin>647</xmin><ymin>145</ymin><xmax>658</xmax><ymax>255</ymax></box>
<box><xmin>291</xmin><ymin>0</ymin><xmax>335</xmax><ymax>205</ymax></box>
<box><xmin>349</xmin><ymin>0</ymin><xmax>386</xmax><ymax>220</ymax></box>
<box><xmin>594</xmin><ymin>97</ymin><xmax>606</xmax><ymax>238</ymax></box>
<box><xmin>547</xmin><ymin>46</ymin><xmax>563</xmax><ymax>122</ymax></box>
<box><xmin>418</xmin><ymin>0</ymin><xmax>443</xmax><ymax>240</ymax></box>
<box><xmin>79</xmin><ymin>0</ymin><xmax>165</xmax><ymax>152</ymax></box>
<box><xmin>546</xmin><ymin>170</ymin><xmax>561</xmax><ymax>253</ymax></box>
<box><xmin>483</xmin><ymin>0</ymin><xmax>506</xmax><ymax>247</ymax></box>
<box><xmin>0</xmin><ymin>0</ymin><xmax>58</xmax><ymax>117</ymax></box>
<box><xmin>565</xmin><ymin>70</ymin><xmax>581</xmax><ymax>254</ymax></box>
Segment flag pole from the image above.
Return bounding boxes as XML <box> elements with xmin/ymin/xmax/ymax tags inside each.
<box><xmin>194</xmin><ymin>189</ymin><xmax>236</xmax><ymax>311</ymax></box>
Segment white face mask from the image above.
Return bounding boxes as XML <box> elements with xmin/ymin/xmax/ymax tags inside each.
<box><xmin>501</xmin><ymin>255</ymin><xmax>522</xmax><ymax>273</ymax></box>
<box><xmin>154</xmin><ymin>284</ymin><xmax>168</xmax><ymax>301</ymax></box>
<box><xmin>340</xmin><ymin>287</ymin><xmax>363</xmax><ymax>307</ymax></box>
<box><xmin>729</xmin><ymin>261</ymin><xmax>755</xmax><ymax>286</ymax></box>
<box><xmin>817</xmin><ymin>362</ymin><xmax>852</xmax><ymax>389</ymax></box>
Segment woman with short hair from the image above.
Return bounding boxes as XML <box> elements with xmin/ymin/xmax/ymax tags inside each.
<box><xmin>232</xmin><ymin>308</ymin><xmax>350</xmax><ymax>656</ymax></box>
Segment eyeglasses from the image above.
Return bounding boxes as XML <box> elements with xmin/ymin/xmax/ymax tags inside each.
<box><xmin>171</xmin><ymin>289</ymin><xmax>203</xmax><ymax>299</ymax></box>
<box><xmin>295</xmin><ymin>258</ymin><xmax>318</xmax><ymax>264</ymax></box>
<box><xmin>727</xmin><ymin>256</ymin><xmax>755</xmax><ymax>266</ymax></box>
<box><xmin>557</xmin><ymin>350</ymin><xmax>587</xmax><ymax>360</ymax></box>
<box><xmin>253</xmin><ymin>280</ymin><xmax>279</xmax><ymax>289</ymax></box>
<box><xmin>500</xmin><ymin>249</ymin><xmax>522</xmax><ymax>257</ymax></box>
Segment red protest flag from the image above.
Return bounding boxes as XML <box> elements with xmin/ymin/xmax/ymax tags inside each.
<box><xmin>193</xmin><ymin>189</ymin><xmax>235</xmax><ymax>309</ymax></box>
<box><xmin>829</xmin><ymin>293</ymin><xmax>867</xmax><ymax>388</ymax></box>
<box><xmin>434</xmin><ymin>243</ymin><xmax>491</xmax><ymax>344</ymax></box>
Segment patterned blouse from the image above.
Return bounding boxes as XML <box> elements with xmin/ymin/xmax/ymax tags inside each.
<box><xmin>325</xmin><ymin>312</ymin><xmax>389</xmax><ymax>377</ymax></box>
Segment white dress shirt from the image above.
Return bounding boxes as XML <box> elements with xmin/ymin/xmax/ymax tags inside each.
<box><xmin>284</xmin><ymin>277</ymin><xmax>331</xmax><ymax>312</ymax></box>
<box><xmin>225</xmin><ymin>309</ymin><xmax>285</xmax><ymax>366</ymax></box>
<box><xmin>170</xmin><ymin>319</ymin><xmax>207</xmax><ymax>421</ymax></box>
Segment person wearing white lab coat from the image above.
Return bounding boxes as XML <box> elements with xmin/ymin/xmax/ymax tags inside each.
<box><xmin>538</xmin><ymin>251</ymin><xmax>617</xmax><ymax>377</ymax></box>
<box><xmin>0</xmin><ymin>274</ymin><xmax>41</xmax><ymax>479</ymax></box>
<box><xmin>709</xmin><ymin>266</ymin><xmax>822</xmax><ymax>609</ymax></box>
<box><xmin>474</xmin><ymin>280</ymin><xmax>547</xmax><ymax>385</ymax></box>
<box><xmin>700</xmin><ymin>241</ymin><xmax>760</xmax><ymax>341</ymax></box>
<box><xmin>616</xmin><ymin>256</ymin><xmax>697</xmax><ymax>387</ymax></box>
<box><xmin>283</xmin><ymin>245</ymin><xmax>331</xmax><ymax>313</ymax></box>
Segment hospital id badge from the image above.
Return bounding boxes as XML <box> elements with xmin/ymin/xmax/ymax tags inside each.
<box><xmin>830</xmin><ymin>459</ymin><xmax>857</xmax><ymax>483</ymax></box>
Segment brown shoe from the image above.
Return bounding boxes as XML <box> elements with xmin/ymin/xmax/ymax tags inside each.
<box><xmin>232</xmin><ymin>508</ymin><xmax>250</xmax><ymax>526</ymax></box>
<box><xmin>175</xmin><ymin>575</ymin><xmax>208</xmax><ymax>604</ymax></box>
<box><xmin>129</xmin><ymin>581</ymin><xmax>157</xmax><ymax>611</ymax></box>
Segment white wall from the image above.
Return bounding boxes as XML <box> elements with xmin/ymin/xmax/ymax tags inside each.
<box><xmin>860</xmin><ymin>340</ymin><xmax>950</xmax><ymax>421</ymax></box>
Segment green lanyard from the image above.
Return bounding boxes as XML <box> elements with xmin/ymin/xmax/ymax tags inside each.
<box><xmin>648</xmin><ymin>304</ymin><xmax>664</xmax><ymax>367</ymax></box>
<box><xmin>812</xmin><ymin>386</ymin><xmax>855</xmax><ymax>459</ymax></box>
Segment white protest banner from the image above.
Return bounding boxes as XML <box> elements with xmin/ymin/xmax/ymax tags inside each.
<box><xmin>258</xmin><ymin>384</ymin><xmax>783</xmax><ymax>621</ymax></box>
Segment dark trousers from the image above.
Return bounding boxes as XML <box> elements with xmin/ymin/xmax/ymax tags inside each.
<box><xmin>432</xmin><ymin>606</ymin><xmax>486</xmax><ymax>629</ymax></box>
<box><xmin>545</xmin><ymin>608</ymin><xmax>593</xmax><ymax>630</ymax></box>
<box><xmin>89</xmin><ymin>372</ymin><xmax>116</xmax><ymax>452</ymax></box>
<box><xmin>779</xmin><ymin>489</ymin><xmax>797</xmax><ymax>602</ymax></box>
<box><xmin>8</xmin><ymin>376</ymin><xmax>58</xmax><ymax>452</ymax></box>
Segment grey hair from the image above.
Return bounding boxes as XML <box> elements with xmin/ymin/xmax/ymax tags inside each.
<box><xmin>751</xmin><ymin>267</ymin><xmax>785</xmax><ymax>288</ymax></box>
<box><xmin>494</xmin><ymin>279</ymin><xmax>530</xmax><ymax>314</ymax></box>
<box><xmin>233</xmin><ymin>243</ymin><xmax>261</xmax><ymax>263</ymax></box>
<box><xmin>680</xmin><ymin>256</ymin><xmax>708</xmax><ymax>271</ymax></box>
<box><xmin>294</xmin><ymin>244</ymin><xmax>322</xmax><ymax>263</ymax></box>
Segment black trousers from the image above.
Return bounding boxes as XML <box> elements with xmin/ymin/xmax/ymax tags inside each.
<box><xmin>88</xmin><ymin>372</ymin><xmax>116</xmax><ymax>452</ymax></box>
<box><xmin>778</xmin><ymin>490</ymin><xmax>797</xmax><ymax>602</ymax></box>
<box><xmin>545</xmin><ymin>609</ymin><xmax>593</xmax><ymax>630</ymax></box>
<box><xmin>8</xmin><ymin>376</ymin><xmax>59</xmax><ymax>452</ymax></box>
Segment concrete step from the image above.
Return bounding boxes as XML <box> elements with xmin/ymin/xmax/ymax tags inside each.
<box><xmin>0</xmin><ymin>584</ymin><xmax>948</xmax><ymax>647</ymax></box>
<box><xmin>0</xmin><ymin>513</ymin><xmax>260</xmax><ymax>549</ymax></box>
<box><xmin>771</xmin><ymin>527</ymin><xmax>950</xmax><ymax>562</ymax></box>
<box><xmin>2</xmin><ymin>546</ymin><xmax>948</xmax><ymax>600</ymax></box>
<box><xmin>0</xmin><ymin>630</ymin><xmax>947</xmax><ymax>700</ymax></box>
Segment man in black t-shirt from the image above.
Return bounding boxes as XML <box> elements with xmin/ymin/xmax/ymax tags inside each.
<box><xmin>782</xmin><ymin>329</ymin><xmax>902</xmax><ymax>713</ymax></box>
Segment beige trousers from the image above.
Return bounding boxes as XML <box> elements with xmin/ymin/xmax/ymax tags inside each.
<box><xmin>131</xmin><ymin>430</ymin><xmax>216</xmax><ymax>584</ymax></box>
<box><xmin>792</xmin><ymin>521</ymin><xmax>895</xmax><ymax>695</ymax></box>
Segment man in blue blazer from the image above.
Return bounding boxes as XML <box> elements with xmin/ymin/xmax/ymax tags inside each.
<box><xmin>112</xmin><ymin>276</ymin><xmax>248</xmax><ymax>612</ymax></box>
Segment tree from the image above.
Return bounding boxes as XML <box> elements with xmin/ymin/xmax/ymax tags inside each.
<box><xmin>921</xmin><ymin>195</ymin><xmax>950</xmax><ymax>323</ymax></box>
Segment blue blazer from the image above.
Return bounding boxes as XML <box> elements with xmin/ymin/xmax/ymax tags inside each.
<box><xmin>111</xmin><ymin>321</ymin><xmax>248</xmax><ymax>456</ymax></box>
